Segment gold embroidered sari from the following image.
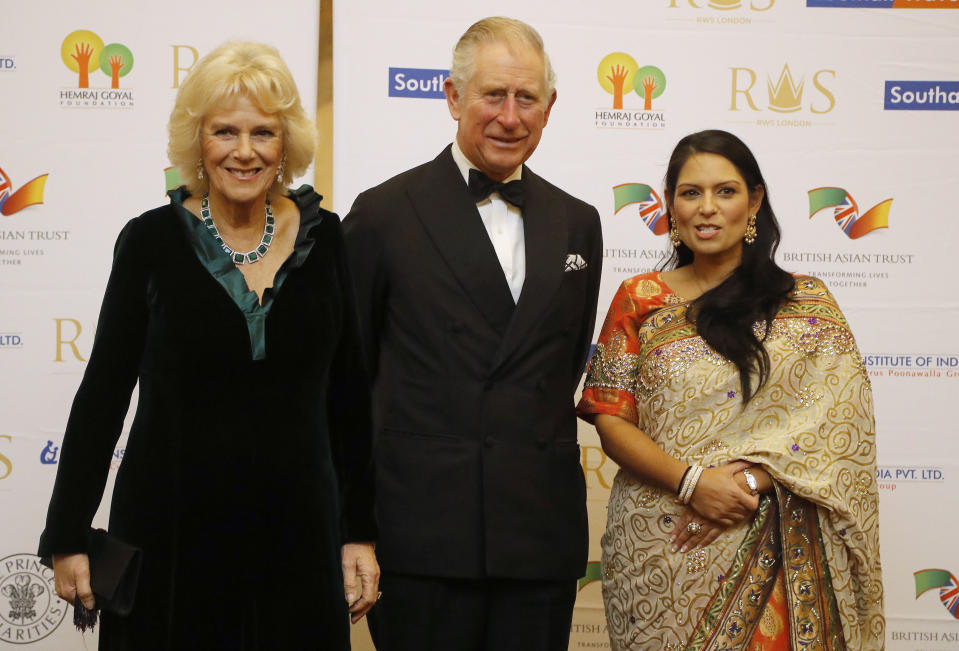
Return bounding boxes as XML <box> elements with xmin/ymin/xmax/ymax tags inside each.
<box><xmin>577</xmin><ymin>273</ymin><xmax>884</xmax><ymax>650</ymax></box>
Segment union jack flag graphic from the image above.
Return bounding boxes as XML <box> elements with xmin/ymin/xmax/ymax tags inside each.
<box><xmin>807</xmin><ymin>187</ymin><xmax>892</xmax><ymax>240</ymax></box>
<box><xmin>914</xmin><ymin>568</ymin><xmax>959</xmax><ymax>619</ymax></box>
<box><xmin>832</xmin><ymin>193</ymin><xmax>859</xmax><ymax>234</ymax></box>
<box><xmin>613</xmin><ymin>183</ymin><xmax>668</xmax><ymax>235</ymax></box>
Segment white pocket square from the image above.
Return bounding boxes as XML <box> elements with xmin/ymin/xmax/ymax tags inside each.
<box><xmin>564</xmin><ymin>253</ymin><xmax>587</xmax><ymax>272</ymax></box>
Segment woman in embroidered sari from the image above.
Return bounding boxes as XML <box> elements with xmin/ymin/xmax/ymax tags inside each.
<box><xmin>577</xmin><ymin>130</ymin><xmax>883</xmax><ymax>650</ymax></box>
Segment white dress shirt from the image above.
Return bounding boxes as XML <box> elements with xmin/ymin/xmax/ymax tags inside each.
<box><xmin>451</xmin><ymin>141</ymin><xmax>526</xmax><ymax>304</ymax></box>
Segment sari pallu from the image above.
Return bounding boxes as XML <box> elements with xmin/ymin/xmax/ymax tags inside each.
<box><xmin>577</xmin><ymin>273</ymin><xmax>884</xmax><ymax>651</ymax></box>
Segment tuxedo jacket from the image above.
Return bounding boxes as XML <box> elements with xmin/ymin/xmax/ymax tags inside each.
<box><xmin>343</xmin><ymin>145</ymin><xmax>602</xmax><ymax>580</ymax></box>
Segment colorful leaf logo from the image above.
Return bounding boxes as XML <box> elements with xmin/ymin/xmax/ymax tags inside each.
<box><xmin>614</xmin><ymin>183</ymin><xmax>668</xmax><ymax>235</ymax></box>
<box><xmin>808</xmin><ymin>187</ymin><xmax>892</xmax><ymax>239</ymax></box>
<box><xmin>914</xmin><ymin>569</ymin><xmax>959</xmax><ymax>619</ymax></box>
<box><xmin>0</xmin><ymin>167</ymin><xmax>48</xmax><ymax>217</ymax></box>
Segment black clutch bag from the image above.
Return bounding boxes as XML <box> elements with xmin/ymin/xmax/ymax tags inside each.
<box><xmin>42</xmin><ymin>528</ymin><xmax>142</xmax><ymax>630</ymax></box>
<box><xmin>85</xmin><ymin>528</ymin><xmax>142</xmax><ymax>615</ymax></box>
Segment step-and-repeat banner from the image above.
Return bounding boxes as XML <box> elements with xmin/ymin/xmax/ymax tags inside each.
<box><xmin>2</xmin><ymin>1</ymin><xmax>958</xmax><ymax>649</ymax></box>
<box><xmin>332</xmin><ymin>2</ymin><xmax>959</xmax><ymax>650</ymax></box>
<box><xmin>0</xmin><ymin>2</ymin><xmax>318</xmax><ymax>648</ymax></box>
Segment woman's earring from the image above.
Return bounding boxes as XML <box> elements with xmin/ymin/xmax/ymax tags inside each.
<box><xmin>196</xmin><ymin>159</ymin><xmax>204</xmax><ymax>181</ymax></box>
<box><xmin>276</xmin><ymin>158</ymin><xmax>286</xmax><ymax>183</ymax></box>
<box><xmin>669</xmin><ymin>222</ymin><xmax>682</xmax><ymax>248</ymax></box>
<box><xmin>744</xmin><ymin>214</ymin><xmax>757</xmax><ymax>245</ymax></box>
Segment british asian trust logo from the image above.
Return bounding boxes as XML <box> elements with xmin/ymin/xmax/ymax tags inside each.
<box><xmin>0</xmin><ymin>554</ymin><xmax>68</xmax><ymax>644</ymax></box>
<box><xmin>59</xmin><ymin>29</ymin><xmax>134</xmax><ymax>108</ymax></box>
<box><xmin>915</xmin><ymin>569</ymin><xmax>959</xmax><ymax>619</ymax></box>
<box><xmin>604</xmin><ymin>182</ymin><xmax>670</xmax><ymax>275</ymax></box>
<box><xmin>0</xmin><ymin>168</ymin><xmax>47</xmax><ymax>218</ymax></box>
<box><xmin>780</xmin><ymin>187</ymin><xmax>912</xmax><ymax>290</ymax></box>
<box><xmin>595</xmin><ymin>53</ymin><xmax>666</xmax><ymax>129</ymax></box>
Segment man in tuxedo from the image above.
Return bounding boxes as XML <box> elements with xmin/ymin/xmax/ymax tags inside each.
<box><xmin>343</xmin><ymin>16</ymin><xmax>602</xmax><ymax>651</ymax></box>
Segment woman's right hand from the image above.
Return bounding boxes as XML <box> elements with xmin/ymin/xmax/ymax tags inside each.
<box><xmin>689</xmin><ymin>460</ymin><xmax>759</xmax><ymax>526</ymax></box>
<box><xmin>52</xmin><ymin>553</ymin><xmax>95</xmax><ymax>610</ymax></box>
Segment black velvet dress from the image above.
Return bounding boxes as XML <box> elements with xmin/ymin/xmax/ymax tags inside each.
<box><xmin>39</xmin><ymin>186</ymin><xmax>374</xmax><ymax>650</ymax></box>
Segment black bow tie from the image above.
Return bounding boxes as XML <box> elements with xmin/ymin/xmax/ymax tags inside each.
<box><xmin>468</xmin><ymin>169</ymin><xmax>526</xmax><ymax>207</ymax></box>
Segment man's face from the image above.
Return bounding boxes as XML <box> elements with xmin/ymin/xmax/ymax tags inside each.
<box><xmin>445</xmin><ymin>41</ymin><xmax>556</xmax><ymax>181</ymax></box>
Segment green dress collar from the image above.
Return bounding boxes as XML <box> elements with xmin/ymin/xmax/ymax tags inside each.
<box><xmin>169</xmin><ymin>185</ymin><xmax>323</xmax><ymax>361</ymax></box>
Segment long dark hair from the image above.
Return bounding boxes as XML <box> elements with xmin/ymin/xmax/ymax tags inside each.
<box><xmin>661</xmin><ymin>130</ymin><xmax>794</xmax><ymax>404</ymax></box>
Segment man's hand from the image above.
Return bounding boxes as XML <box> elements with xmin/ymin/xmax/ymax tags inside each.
<box><xmin>342</xmin><ymin>543</ymin><xmax>380</xmax><ymax>624</ymax></box>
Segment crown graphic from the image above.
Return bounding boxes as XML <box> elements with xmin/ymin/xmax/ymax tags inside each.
<box><xmin>767</xmin><ymin>65</ymin><xmax>803</xmax><ymax>113</ymax></box>
<box><xmin>709</xmin><ymin>0</ymin><xmax>742</xmax><ymax>8</ymax></box>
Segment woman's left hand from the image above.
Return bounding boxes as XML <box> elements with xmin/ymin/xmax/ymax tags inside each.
<box><xmin>670</xmin><ymin>510</ymin><xmax>724</xmax><ymax>553</ymax></box>
<box><xmin>341</xmin><ymin>543</ymin><xmax>380</xmax><ymax>623</ymax></box>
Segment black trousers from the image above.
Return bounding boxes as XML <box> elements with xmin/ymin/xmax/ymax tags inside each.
<box><xmin>367</xmin><ymin>572</ymin><xmax>577</xmax><ymax>651</ymax></box>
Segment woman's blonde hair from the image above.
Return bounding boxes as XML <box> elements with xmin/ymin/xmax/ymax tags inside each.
<box><xmin>168</xmin><ymin>41</ymin><xmax>316</xmax><ymax>194</ymax></box>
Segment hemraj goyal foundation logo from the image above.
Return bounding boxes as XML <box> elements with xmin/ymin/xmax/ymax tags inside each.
<box><xmin>59</xmin><ymin>29</ymin><xmax>135</xmax><ymax>108</ymax></box>
<box><xmin>595</xmin><ymin>53</ymin><xmax>667</xmax><ymax>129</ymax></box>
<box><xmin>0</xmin><ymin>553</ymin><xmax>68</xmax><ymax>644</ymax></box>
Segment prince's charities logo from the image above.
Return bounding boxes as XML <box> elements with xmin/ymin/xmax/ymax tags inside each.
<box><xmin>388</xmin><ymin>68</ymin><xmax>448</xmax><ymax>99</ymax></box>
<box><xmin>595</xmin><ymin>53</ymin><xmax>666</xmax><ymax>129</ymax></box>
<box><xmin>808</xmin><ymin>187</ymin><xmax>891</xmax><ymax>239</ymax></box>
<box><xmin>59</xmin><ymin>30</ymin><xmax>135</xmax><ymax>108</ymax></box>
<box><xmin>915</xmin><ymin>569</ymin><xmax>959</xmax><ymax>619</ymax></box>
<box><xmin>0</xmin><ymin>167</ymin><xmax>47</xmax><ymax>217</ymax></box>
<box><xmin>0</xmin><ymin>554</ymin><xmax>68</xmax><ymax>644</ymax></box>
<box><xmin>613</xmin><ymin>183</ymin><xmax>668</xmax><ymax>236</ymax></box>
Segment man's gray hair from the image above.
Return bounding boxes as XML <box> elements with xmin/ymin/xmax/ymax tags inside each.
<box><xmin>449</xmin><ymin>17</ymin><xmax>556</xmax><ymax>97</ymax></box>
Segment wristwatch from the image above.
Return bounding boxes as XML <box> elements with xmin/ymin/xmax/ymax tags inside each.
<box><xmin>741</xmin><ymin>469</ymin><xmax>758</xmax><ymax>495</ymax></box>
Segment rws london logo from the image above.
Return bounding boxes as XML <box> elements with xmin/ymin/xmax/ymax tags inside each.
<box><xmin>885</xmin><ymin>81</ymin><xmax>959</xmax><ymax>110</ymax></box>
<box><xmin>669</xmin><ymin>0</ymin><xmax>776</xmax><ymax>22</ymax></box>
<box><xmin>729</xmin><ymin>64</ymin><xmax>836</xmax><ymax>126</ymax></box>
<box><xmin>915</xmin><ymin>569</ymin><xmax>959</xmax><ymax>619</ymax></box>
<box><xmin>60</xmin><ymin>30</ymin><xmax>134</xmax><ymax>108</ymax></box>
<box><xmin>0</xmin><ymin>167</ymin><xmax>47</xmax><ymax>218</ymax></box>
<box><xmin>596</xmin><ymin>53</ymin><xmax>666</xmax><ymax>129</ymax></box>
<box><xmin>388</xmin><ymin>68</ymin><xmax>448</xmax><ymax>99</ymax></box>
<box><xmin>0</xmin><ymin>554</ymin><xmax>68</xmax><ymax>644</ymax></box>
<box><xmin>808</xmin><ymin>187</ymin><xmax>891</xmax><ymax>239</ymax></box>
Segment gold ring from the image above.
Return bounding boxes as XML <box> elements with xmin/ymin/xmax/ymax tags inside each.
<box><xmin>686</xmin><ymin>522</ymin><xmax>702</xmax><ymax>535</ymax></box>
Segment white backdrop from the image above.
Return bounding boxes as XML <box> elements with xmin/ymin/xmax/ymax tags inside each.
<box><xmin>333</xmin><ymin>2</ymin><xmax>959</xmax><ymax>650</ymax></box>
<box><xmin>2</xmin><ymin>0</ymin><xmax>958</xmax><ymax>649</ymax></box>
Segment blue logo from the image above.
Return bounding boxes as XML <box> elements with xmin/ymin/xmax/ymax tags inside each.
<box><xmin>807</xmin><ymin>0</ymin><xmax>894</xmax><ymax>6</ymax></box>
<box><xmin>40</xmin><ymin>441</ymin><xmax>59</xmax><ymax>465</ymax></box>
<box><xmin>388</xmin><ymin>67</ymin><xmax>448</xmax><ymax>99</ymax></box>
<box><xmin>884</xmin><ymin>81</ymin><xmax>959</xmax><ymax>110</ymax></box>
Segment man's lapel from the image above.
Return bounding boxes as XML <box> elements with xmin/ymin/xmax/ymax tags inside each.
<box><xmin>407</xmin><ymin>146</ymin><xmax>515</xmax><ymax>336</ymax></box>
<box><xmin>491</xmin><ymin>168</ymin><xmax>567</xmax><ymax>372</ymax></box>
